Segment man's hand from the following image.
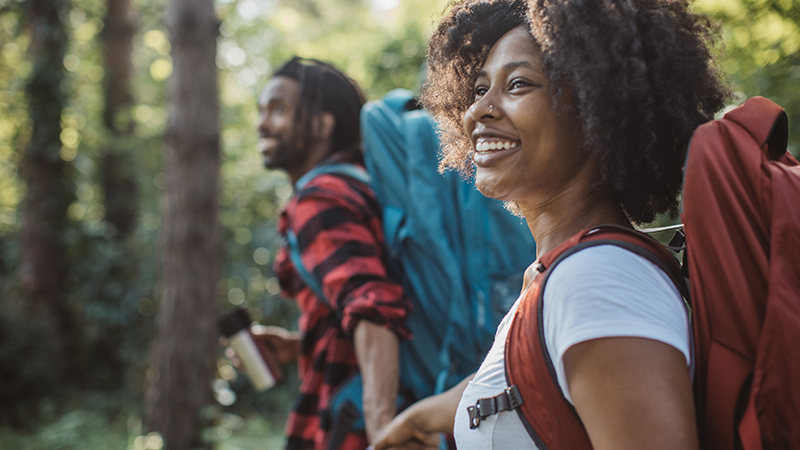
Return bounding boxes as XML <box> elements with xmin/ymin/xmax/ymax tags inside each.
<box><xmin>250</xmin><ymin>324</ymin><xmax>302</xmax><ymax>364</ymax></box>
<box><xmin>222</xmin><ymin>325</ymin><xmax>301</xmax><ymax>368</ymax></box>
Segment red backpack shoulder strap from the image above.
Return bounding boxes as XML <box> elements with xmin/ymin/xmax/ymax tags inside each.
<box><xmin>505</xmin><ymin>226</ymin><xmax>687</xmax><ymax>449</ymax></box>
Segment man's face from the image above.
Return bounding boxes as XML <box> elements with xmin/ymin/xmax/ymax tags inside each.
<box><xmin>256</xmin><ymin>76</ymin><xmax>307</xmax><ymax>173</ymax></box>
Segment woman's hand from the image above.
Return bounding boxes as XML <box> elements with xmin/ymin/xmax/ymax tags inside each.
<box><xmin>371</xmin><ymin>374</ymin><xmax>473</xmax><ymax>450</ymax></box>
<box><xmin>370</xmin><ymin>407</ymin><xmax>440</xmax><ymax>450</ymax></box>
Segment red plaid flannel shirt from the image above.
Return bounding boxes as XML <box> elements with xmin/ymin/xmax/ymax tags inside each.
<box><xmin>274</xmin><ymin>150</ymin><xmax>412</xmax><ymax>450</ymax></box>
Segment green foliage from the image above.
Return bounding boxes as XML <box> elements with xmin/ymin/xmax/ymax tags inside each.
<box><xmin>0</xmin><ymin>392</ymin><xmax>136</xmax><ymax>449</ymax></box>
<box><xmin>0</xmin><ymin>410</ymin><xmax>127</xmax><ymax>450</ymax></box>
<box><xmin>0</xmin><ymin>394</ymin><xmax>287</xmax><ymax>450</ymax></box>
<box><xmin>0</xmin><ymin>8</ymin><xmax>31</xmax><ymax>235</ymax></box>
<box><xmin>64</xmin><ymin>222</ymin><xmax>160</xmax><ymax>390</ymax></box>
<box><xmin>697</xmin><ymin>0</ymin><xmax>800</xmax><ymax>156</ymax></box>
<box><xmin>0</xmin><ymin>299</ymin><xmax>63</xmax><ymax>425</ymax></box>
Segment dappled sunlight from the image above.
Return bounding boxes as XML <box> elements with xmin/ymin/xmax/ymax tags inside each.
<box><xmin>131</xmin><ymin>432</ymin><xmax>164</xmax><ymax>450</ymax></box>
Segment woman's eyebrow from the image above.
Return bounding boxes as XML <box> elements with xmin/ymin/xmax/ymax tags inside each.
<box><xmin>475</xmin><ymin>60</ymin><xmax>540</xmax><ymax>79</ymax></box>
<box><xmin>504</xmin><ymin>60</ymin><xmax>539</xmax><ymax>73</ymax></box>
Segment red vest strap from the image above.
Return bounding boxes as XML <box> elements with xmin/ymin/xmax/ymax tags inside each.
<box><xmin>505</xmin><ymin>226</ymin><xmax>684</xmax><ymax>449</ymax></box>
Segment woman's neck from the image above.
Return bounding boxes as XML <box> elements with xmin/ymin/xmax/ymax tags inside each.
<box><xmin>519</xmin><ymin>179</ymin><xmax>631</xmax><ymax>259</ymax></box>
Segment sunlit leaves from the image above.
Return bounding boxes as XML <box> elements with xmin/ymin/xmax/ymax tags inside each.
<box><xmin>148</xmin><ymin>58</ymin><xmax>171</xmax><ymax>81</ymax></box>
<box><xmin>696</xmin><ymin>0</ymin><xmax>800</xmax><ymax>156</ymax></box>
<box><xmin>0</xmin><ymin>9</ymin><xmax>31</xmax><ymax>232</ymax></box>
<box><xmin>143</xmin><ymin>29</ymin><xmax>170</xmax><ymax>55</ymax></box>
<box><xmin>696</xmin><ymin>0</ymin><xmax>799</xmax><ymax>76</ymax></box>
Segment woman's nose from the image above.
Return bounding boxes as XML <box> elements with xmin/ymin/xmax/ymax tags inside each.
<box><xmin>470</xmin><ymin>98</ymin><xmax>498</xmax><ymax>121</ymax></box>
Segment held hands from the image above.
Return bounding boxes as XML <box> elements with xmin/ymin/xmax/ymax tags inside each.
<box><xmin>370</xmin><ymin>404</ymin><xmax>441</xmax><ymax>450</ymax></box>
<box><xmin>371</xmin><ymin>374</ymin><xmax>471</xmax><ymax>450</ymax></box>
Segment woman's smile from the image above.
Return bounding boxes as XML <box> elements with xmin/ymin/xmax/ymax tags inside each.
<box><xmin>473</xmin><ymin>134</ymin><xmax>521</xmax><ymax>165</ymax></box>
<box><xmin>475</xmin><ymin>138</ymin><xmax>519</xmax><ymax>152</ymax></box>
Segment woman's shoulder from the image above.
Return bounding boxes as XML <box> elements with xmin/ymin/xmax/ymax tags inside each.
<box><xmin>547</xmin><ymin>243</ymin><xmax>677</xmax><ymax>297</ymax></box>
<box><xmin>542</xmin><ymin>243</ymin><xmax>691</xmax><ymax>366</ymax></box>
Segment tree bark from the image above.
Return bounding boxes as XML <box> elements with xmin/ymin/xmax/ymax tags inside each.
<box><xmin>18</xmin><ymin>0</ymin><xmax>74</xmax><ymax>374</ymax></box>
<box><xmin>102</xmin><ymin>0</ymin><xmax>137</xmax><ymax>237</ymax></box>
<box><xmin>144</xmin><ymin>0</ymin><xmax>221</xmax><ymax>449</ymax></box>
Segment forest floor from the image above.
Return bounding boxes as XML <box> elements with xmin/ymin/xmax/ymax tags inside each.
<box><xmin>0</xmin><ymin>390</ymin><xmax>286</xmax><ymax>450</ymax></box>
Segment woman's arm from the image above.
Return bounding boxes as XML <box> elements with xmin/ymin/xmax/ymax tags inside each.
<box><xmin>564</xmin><ymin>336</ymin><xmax>698</xmax><ymax>450</ymax></box>
<box><xmin>371</xmin><ymin>374</ymin><xmax>474</xmax><ymax>450</ymax></box>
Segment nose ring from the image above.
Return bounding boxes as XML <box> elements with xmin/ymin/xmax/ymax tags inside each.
<box><xmin>489</xmin><ymin>105</ymin><xmax>494</xmax><ymax>115</ymax></box>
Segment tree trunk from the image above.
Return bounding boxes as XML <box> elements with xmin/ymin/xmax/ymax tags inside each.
<box><xmin>144</xmin><ymin>0</ymin><xmax>220</xmax><ymax>448</ymax></box>
<box><xmin>102</xmin><ymin>0</ymin><xmax>137</xmax><ymax>237</ymax></box>
<box><xmin>18</xmin><ymin>0</ymin><xmax>74</xmax><ymax>375</ymax></box>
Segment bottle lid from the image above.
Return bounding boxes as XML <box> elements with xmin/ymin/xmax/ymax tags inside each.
<box><xmin>217</xmin><ymin>307</ymin><xmax>251</xmax><ymax>337</ymax></box>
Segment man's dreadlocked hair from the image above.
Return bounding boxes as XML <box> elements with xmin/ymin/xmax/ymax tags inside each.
<box><xmin>423</xmin><ymin>0</ymin><xmax>730</xmax><ymax>224</ymax></box>
<box><xmin>273</xmin><ymin>56</ymin><xmax>366</xmax><ymax>156</ymax></box>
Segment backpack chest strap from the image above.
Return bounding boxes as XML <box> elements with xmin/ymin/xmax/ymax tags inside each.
<box><xmin>466</xmin><ymin>385</ymin><xmax>524</xmax><ymax>429</ymax></box>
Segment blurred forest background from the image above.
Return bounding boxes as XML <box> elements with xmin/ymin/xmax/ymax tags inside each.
<box><xmin>0</xmin><ymin>0</ymin><xmax>797</xmax><ymax>448</ymax></box>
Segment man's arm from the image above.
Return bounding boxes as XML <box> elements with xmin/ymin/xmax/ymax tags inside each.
<box><xmin>354</xmin><ymin>320</ymin><xmax>400</xmax><ymax>443</ymax></box>
<box><xmin>290</xmin><ymin>176</ymin><xmax>413</xmax><ymax>441</ymax></box>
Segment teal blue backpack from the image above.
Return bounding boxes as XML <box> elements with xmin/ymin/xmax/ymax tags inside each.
<box><xmin>288</xmin><ymin>90</ymin><xmax>536</xmax><ymax>439</ymax></box>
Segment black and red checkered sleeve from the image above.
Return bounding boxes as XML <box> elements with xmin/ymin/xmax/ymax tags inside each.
<box><xmin>285</xmin><ymin>173</ymin><xmax>412</xmax><ymax>339</ymax></box>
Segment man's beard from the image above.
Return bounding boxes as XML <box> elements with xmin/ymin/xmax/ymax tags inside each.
<box><xmin>263</xmin><ymin>137</ymin><xmax>307</xmax><ymax>174</ymax></box>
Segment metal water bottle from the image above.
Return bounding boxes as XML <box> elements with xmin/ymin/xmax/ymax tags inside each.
<box><xmin>217</xmin><ymin>307</ymin><xmax>279</xmax><ymax>392</ymax></box>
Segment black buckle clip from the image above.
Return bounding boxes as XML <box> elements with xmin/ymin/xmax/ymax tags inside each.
<box><xmin>466</xmin><ymin>386</ymin><xmax>524</xmax><ymax>430</ymax></box>
<box><xmin>667</xmin><ymin>228</ymin><xmax>687</xmax><ymax>251</ymax></box>
<box><xmin>467</xmin><ymin>404</ymin><xmax>481</xmax><ymax>429</ymax></box>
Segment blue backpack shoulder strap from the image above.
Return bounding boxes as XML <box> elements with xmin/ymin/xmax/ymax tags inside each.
<box><xmin>294</xmin><ymin>163</ymin><xmax>371</xmax><ymax>191</ymax></box>
<box><xmin>286</xmin><ymin>163</ymin><xmax>372</xmax><ymax>304</ymax></box>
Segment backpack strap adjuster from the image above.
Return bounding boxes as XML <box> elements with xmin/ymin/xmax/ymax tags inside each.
<box><xmin>466</xmin><ymin>385</ymin><xmax>525</xmax><ymax>429</ymax></box>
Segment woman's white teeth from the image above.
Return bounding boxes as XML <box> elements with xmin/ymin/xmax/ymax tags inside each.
<box><xmin>476</xmin><ymin>141</ymin><xmax>517</xmax><ymax>152</ymax></box>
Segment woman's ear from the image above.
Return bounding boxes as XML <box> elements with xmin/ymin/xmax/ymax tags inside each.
<box><xmin>312</xmin><ymin>112</ymin><xmax>336</xmax><ymax>141</ymax></box>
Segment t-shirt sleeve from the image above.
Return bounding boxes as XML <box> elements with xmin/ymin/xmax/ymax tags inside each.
<box><xmin>542</xmin><ymin>245</ymin><xmax>691</xmax><ymax>404</ymax></box>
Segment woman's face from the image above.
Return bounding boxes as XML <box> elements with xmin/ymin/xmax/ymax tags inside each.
<box><xmin>463</xmin><ymin>27</ymin><xmax>587</xmax><ymax>206</ymax></box>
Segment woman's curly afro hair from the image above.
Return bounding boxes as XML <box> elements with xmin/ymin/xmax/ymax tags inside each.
<box><xmin>422</xmin><ymin>0</ymin><xmax>730</xmax><ymax>223</ymax></box>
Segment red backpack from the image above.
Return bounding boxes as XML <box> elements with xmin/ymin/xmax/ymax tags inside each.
<box><xmin>501</xmin><ymin>97</ymin><xmax>800</xmax><ymax>449</ymax></box>
<box><xmin>683</xmin><ymin>96</ymin><xmax>800</xmax><ymax>450</ymax></box>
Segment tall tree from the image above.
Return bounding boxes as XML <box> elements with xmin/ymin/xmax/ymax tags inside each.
<box><xmin>102</xmin><ymin>0</ymin><xmax>137</xmax><ymax>236</ymax></box>
<box><xmin>144</xmin><ymin>0</ymin><xmax>221</xmax><ymax>448</ymax></box>
<box><xmin>18</xmin><ymin>0</ymin><xmax>75</xmax><ymax>375</ymax></box>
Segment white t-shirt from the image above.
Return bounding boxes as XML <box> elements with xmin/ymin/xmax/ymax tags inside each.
<box><xmin>453</xmin><ymin>245</ymin><xmax>691</xmax><ymax>449</ymax></box>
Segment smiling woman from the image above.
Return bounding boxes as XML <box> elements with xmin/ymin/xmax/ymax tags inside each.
<box><xmin>423</xmin><ymin>0</ymin><xmax>728</xmax><ymax>224</ymax></box>
<box><xmin>463</xmin><ymin>27</ymin><xmax>588</xmax><ymax>208</ymax></box>
<box><xmin>371</xmin><ymin>1</ymin><xmax>730</xmax><ymax>450</ymax></box>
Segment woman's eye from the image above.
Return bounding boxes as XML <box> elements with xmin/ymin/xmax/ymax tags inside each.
<box><xmin>510</xmin><ymin>79</ymin><xmax>529</xmax><ymax>90</ymax></box>
<box><xmin>474</xmin><ymin>86</ymin><xmax>488</xmax><ymax>98</ymax></box>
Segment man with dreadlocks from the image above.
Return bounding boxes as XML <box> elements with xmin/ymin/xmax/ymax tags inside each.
<box><xmin>250</xmin><ymin>57</ymin><xmax>411</xmax><ymax>450</ymax></box>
